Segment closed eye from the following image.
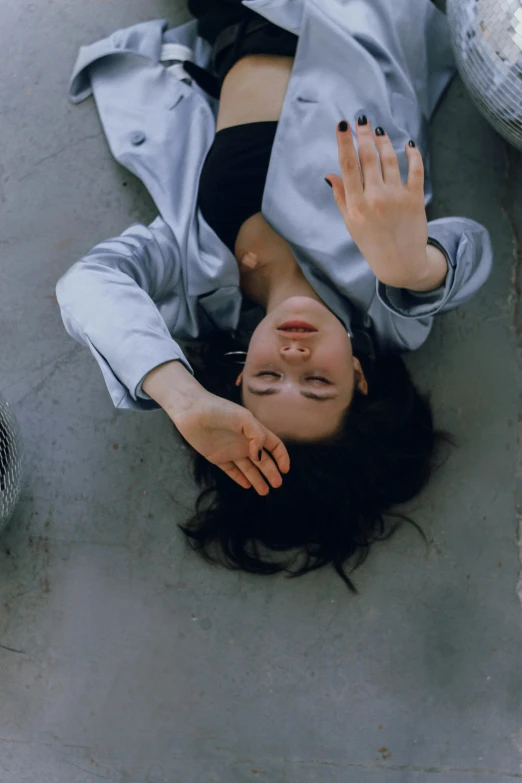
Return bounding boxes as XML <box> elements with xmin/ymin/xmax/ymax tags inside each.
<box><xmin>256</xmin><ymin>372</ymin><xmax>330</xmax><ymax>383</ymax></box>
<box><xmin>246</xmin><ymin>385</ymin><xmax>340</xmax><ymax>401</ymax></box>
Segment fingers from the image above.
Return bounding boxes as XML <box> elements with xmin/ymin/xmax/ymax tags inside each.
<box><xmin>373</xmin><ymin>128</ymin><xmax>402</xmax><ymax>186</ymax></box>
<box><xmin>326</xmin><ymin>118</ymin><xmax>391</xmax><ymax>219</ymax></box>
<box><xmin>352</xmin><ymin>116</ymin><xmax>382</xmax><ymax>189</ymax></box>
<box><xmin>242</xmin><ymin>416</ymin><xmax>280</xmax><ymax>467</ymax></box>
<box><xmin>247</xmin><ymin>431</ymin><xmax>264</xmax><ymax>465</ymax></box>
<box><xmin>244</xmin><ymin>419</ymin><xmax>290</xmax><ymax>480</ymax></box>
<box><xmin>223</xmin><ymin>456</ymin><xmax>282</xmax><ymax>497</ymax></box>
<box><xmin>405</xmin><ymin>141</ymin><xmax>424</xmax><ymax>193</ymax></box>
<box><xmin>221</xmin><ymin>462</ymin><xmax>252</xmax><ymax>490</ymax></box>
<box><xmin>255</xmin><ymin>449</ymin><xmax>284</xmax><ymax>489</ymax></box>
<box><xmin>332</xmin><ymin>120</ymin><xmax>364</xmax><ymax>202</ymax></box>
<box><xmin>247</xmin><ymin>440</ymin><xmax>285</xmax><ymax>490</ymax></box>
<box><xmin>242</xmin><ymin>414</ymin><xmax>290</xmax><ymax>493</ymax></box>
<box><xmin>240</xmin><ymin>418</ymin><xmax>284</xmax><ymax>492</ymax></box>
<box><xmin>261</xmin><ymin>429</ymin><xmax>290</xmax><ymax>474</ymax></box>
<box><xmin>236</xmin><ymin>458</ymin><xmax>270</xmax><ymax>496</ymax></box>
<box><xmin>326</xmin><ymin>120</ymin><xmax>408</xmax><ymax>198</ymax></box>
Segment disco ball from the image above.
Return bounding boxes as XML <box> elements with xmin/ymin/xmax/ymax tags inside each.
<box><xmin>0</xmin><ymin>392</ymin><xmax>23</xmax><ymax>534</ymax></box>
<box><xmin>447</xmin><ymin>0</ymin><xmax>522</xmax><ymax>150</ymax></box>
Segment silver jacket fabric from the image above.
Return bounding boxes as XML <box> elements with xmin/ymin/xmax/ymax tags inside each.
<box><xmin>56</xmin><ymin>0</ymin><xmax>493</xmax><ymax>411</ymax></box>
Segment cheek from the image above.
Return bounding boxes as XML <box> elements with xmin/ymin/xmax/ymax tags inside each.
<box><xmin>318</xmin><ymin>339</ymin><xmax>354</xmax><ymax>390</ymax></box>
<box><xmin>320</xmin><ymin>335</ymin><xmax>352</xmax><ymax>367</ymax></box>
<box><xmin>245</xmin><ymin>325</ymin><xmax>276</xmax><ymax>366</ymax></box>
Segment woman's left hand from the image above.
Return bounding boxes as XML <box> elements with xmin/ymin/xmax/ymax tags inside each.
<box><xmin>325</xmin><ymin>119</ymin><xmax>447</xmax><ymax>292</ymax></box>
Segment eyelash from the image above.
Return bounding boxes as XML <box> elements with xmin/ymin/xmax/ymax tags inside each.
<box><xmin>256</xmin><ymin>372</ymin><xmax>330</xmax><ymax>383</ymax></box>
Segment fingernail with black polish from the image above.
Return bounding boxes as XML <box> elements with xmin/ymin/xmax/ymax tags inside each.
<box><xmin>338</xmin><ymin>120</ymin><xmax>348</xmax><ymax>132</ymax></box>
<box><xmin>325</xmin><ymin>177</ymin><xmax>332</xmax><ymax>188</ymax></box>
<box><xmin>408</xmin><ymin>140</ymin><xmax>416</xmax><ymax>147</ymax></box>
<box><xmin>258</xmin><ymin>450</ymin><xmax>263</xmax><ymax>461</ymax></box>
<box><xmin>357</xmin><ymin>115</ymin><xmax>368</xmax><ymax>126</ymax></box>
<box><xmin>375</xmin><ymin>127</ymin><xmax>385</xmax><ymax>136</ymax></box>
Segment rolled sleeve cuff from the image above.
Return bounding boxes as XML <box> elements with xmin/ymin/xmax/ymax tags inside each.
<box><xmin>376</xmin><ymin>237</ymin><xmax>455</xmax><ymax>319</ymax></box>
<box><xmin>83</xmin><ymin>335</ymin><xmax>193</xmax><ymax>410</ymax></box>
<box><xmin>134</xmin><ymin>355</ymin><xmax>193</xmax><ymax>401</ymax></box>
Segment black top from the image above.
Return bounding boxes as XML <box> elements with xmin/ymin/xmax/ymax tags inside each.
<box><xmin>197</xmin><ymin>121</ymin><xmax>278</xmax><ymax>254</ymax></box>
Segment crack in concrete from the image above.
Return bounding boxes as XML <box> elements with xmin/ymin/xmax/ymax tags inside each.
<box><xmin>0</xmin><ymin>739</ymin><xmax>520</xmax><ymax>778</ymax></box>
<box><xmin>226</xmin><ymin>758</ymin><xmax>522</xmax><ymax>776</ymax></box>
<box><xmin>0</xmin><ymin>643</ymin><xmax>25</xmax><ymax>654</ymax></box>
<box><xmin>16</xmin><ymin>132</ymin><xmax>103</xmax><ymax>183</ymax></box>
<box><xmin>1</xmin><ymin>347</ymin><xmax>80</xmax><ymax>380</ymax></box>
<box><xmin>265</xmin><ymin>761</ymin><xmax>520</xmax><ymax>776</ymax></box>
<box><xmin>61</xmin><ymin>758</ymin><xmax>113</xmax><ymax>781</ymax></box>
<box><xmin>0</xmin><ymin>162</ymin><xmax>7</xmax><ymax>204</ymax></box>
<box><xmin>227</xmin><ymin>759</ymin><xmax>522</xmax><ymax>776</ymax></box>
<box><xmin>12</xmin><ymin>345</ymin><xmax>81</xmax><ymax>407</ymax></box>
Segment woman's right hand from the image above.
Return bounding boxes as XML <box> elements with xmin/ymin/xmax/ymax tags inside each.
<box><xmin>172</xmin><ymin>388</ymin><xmax>290</xmax><ymax>495</ymax></box>
<box><xmin>143</xmin><ymin>360</ymin><xmax>290</xmax><ymax>494</ymax></box>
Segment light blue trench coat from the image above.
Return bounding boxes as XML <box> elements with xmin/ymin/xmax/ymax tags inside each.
<box><xmin>56</xmin><ymin>0</ymin><xmax>493</xmax><ymax>411</ymax></box>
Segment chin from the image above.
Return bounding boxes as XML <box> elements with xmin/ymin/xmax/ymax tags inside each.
<box><xmin>277</xmin><ymin>296</ymin><xmax>327</xmax><ymax>313</ymax></box>
<box><xmin>273</xmin><ymin>297</ymin><xmax>333</xmax><ymax>325</ymax></box>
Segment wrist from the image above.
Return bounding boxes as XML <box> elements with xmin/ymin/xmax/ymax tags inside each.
<box><xmin>381</xmin><ymin>243</ymin><xmax>448</xmax><ymax>292</ymax></box>
<box><xmin>141</xmin><ymin>361</ymin><xmax>205</xmax><ymax>421</ymax></box>
<box><xmin>404</xmin><ymin>243</ymin><xmax>449</xmax><ymax>293</ymax></box>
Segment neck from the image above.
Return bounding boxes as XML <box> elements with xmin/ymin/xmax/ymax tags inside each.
<box><xmin>240</xmin><ymin>254</ymin><xmax>323</xmax><ymax>312</ymax></box>
<box><xmin>236</xmin><ymin>216</ymin><xmax>324</xmax><ymax>312</ymax></box>
<box><xmin>267</xmin><ymin>265</ymin><xmax>323</xmax><ymax>312</ymax></box>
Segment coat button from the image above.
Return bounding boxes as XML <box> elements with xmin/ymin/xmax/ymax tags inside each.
<box><xmin>130</xmin><ymin>131</ymin><xmax>146</xmax><ymax>146</ymax></box>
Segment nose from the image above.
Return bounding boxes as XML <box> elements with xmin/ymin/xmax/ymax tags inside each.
<box><xmin>279</xmin><ymin>343</ymin><xmax>311</xmax><ymax>362</ymax></box>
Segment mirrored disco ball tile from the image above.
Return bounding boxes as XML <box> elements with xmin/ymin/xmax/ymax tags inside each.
<box><xmin>476</xmin><ymin>0</ymin><xmax>522</xmax><ymax>61</ymax></box>
<box><xmin>0</xmin><ymin>395</ymin><xmax>23</xmax><ymax>533</ymax></box>
<box><xmin>448</xmin><ymin>0</ymin><xmax>522</xmax><ymax>150</ymax></box>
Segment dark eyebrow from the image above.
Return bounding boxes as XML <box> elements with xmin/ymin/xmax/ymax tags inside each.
<box><xmin>246</xmin><ymin>386</ymin><xmax>279</xmax><ymax>397</ymax></box>
<box><xmin>300</xmin><ymin>391</ymin><xmax>340</xmax><ymax>402</ymax></box>
<box><xmin>246</xmin><ymin>386</ymin><xmax>339</xmax><ymax>402</ymax></box>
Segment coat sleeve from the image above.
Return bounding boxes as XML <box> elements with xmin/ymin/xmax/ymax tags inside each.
<box><xmin>56</xmin><ymin>217</ymin><xmax>194</xmax><ymax>411</ymax></box>
<box><xmin>376</xmin><ymin>216</ymin><xmax>493</xmax><ymax>320</ymax></box>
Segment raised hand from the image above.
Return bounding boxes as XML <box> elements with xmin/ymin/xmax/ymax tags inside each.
<box><xmin>142</xmin><ymin>360</ymin><xmax>290</xmax><ymax>495</ymax></box>
<box><xmin>172</xmin><ymin>387</ymin><xmax>290</xmax><ymax>496</ymax></box>
<box><xmin>325</xmin><ymin>118</ymin><xmax>447</xmax><ymax>293</ymax></box>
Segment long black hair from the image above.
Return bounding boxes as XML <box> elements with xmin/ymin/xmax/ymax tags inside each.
<box><xmin>178</xmin><ymin>329</ymin><xmax>445</xmax><ymax>592</ymax></box>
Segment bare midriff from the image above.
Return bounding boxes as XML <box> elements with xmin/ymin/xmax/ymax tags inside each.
<box><xmin>216</xmin><ymin>54</ymin><xmax>294</xmax><ymax>132</ymax></box>
<box><xmin>215</xmin><ymin>54</ymin><xmax>295</xmax><ymax>261</ymax></box>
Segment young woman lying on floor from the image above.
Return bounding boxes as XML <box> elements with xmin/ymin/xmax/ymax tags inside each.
<box><xmin>57</xmin><ymin>0</ymin><xmax>492</xmax><ymax>590</ymax></box>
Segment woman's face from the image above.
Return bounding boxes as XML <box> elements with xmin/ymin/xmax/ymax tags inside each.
<box><xmin>241</xmin><ymin>296</ymin><xmax>366</xmax><ymax>440</ymax></box>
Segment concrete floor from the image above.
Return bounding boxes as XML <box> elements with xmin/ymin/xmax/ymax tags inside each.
<box><xmin>1</xmin><ymin>1</ymin><xmax>522</xmax><ymax>781</ymax></box>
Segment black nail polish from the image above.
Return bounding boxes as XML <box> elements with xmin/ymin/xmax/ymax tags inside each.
<box><xmin>408</xmin><ymin>140</ymin><xmax>416</xmax><ymax>148</ymax></box>
<box><xmin>338</xmin><ymin>120</ymin><xmax>348</xmax><ymax>132</ymax></box>
<box><xmin>324</xmin><ymin>177</ymin><xmax>332</xmax><ymax>188</ymax></box>
<box><xmin>375</xmin><ymin>127</ymin><xmax>385</xmax><ymax>136</ymax></box>
<box><xmin>357</xmin><ymin>115</ymin><xmax>368</xmax><ymax>126</ymax></box>
<box><xmin>258</xmin><ymin>450</ymin><xmax>263</xmax><ymax>461</ymax></box>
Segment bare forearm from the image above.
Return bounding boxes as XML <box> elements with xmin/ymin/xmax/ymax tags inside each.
<box><xmin>142</xmin><ymin>361</ymin><xmax>204</xmax><ymax>422</ymax></box>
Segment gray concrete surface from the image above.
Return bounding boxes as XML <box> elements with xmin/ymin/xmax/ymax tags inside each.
<box><xmin>1</xmin><ymin>2</ymin><xmax>522</xmax><ymax>781</ymax></box>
